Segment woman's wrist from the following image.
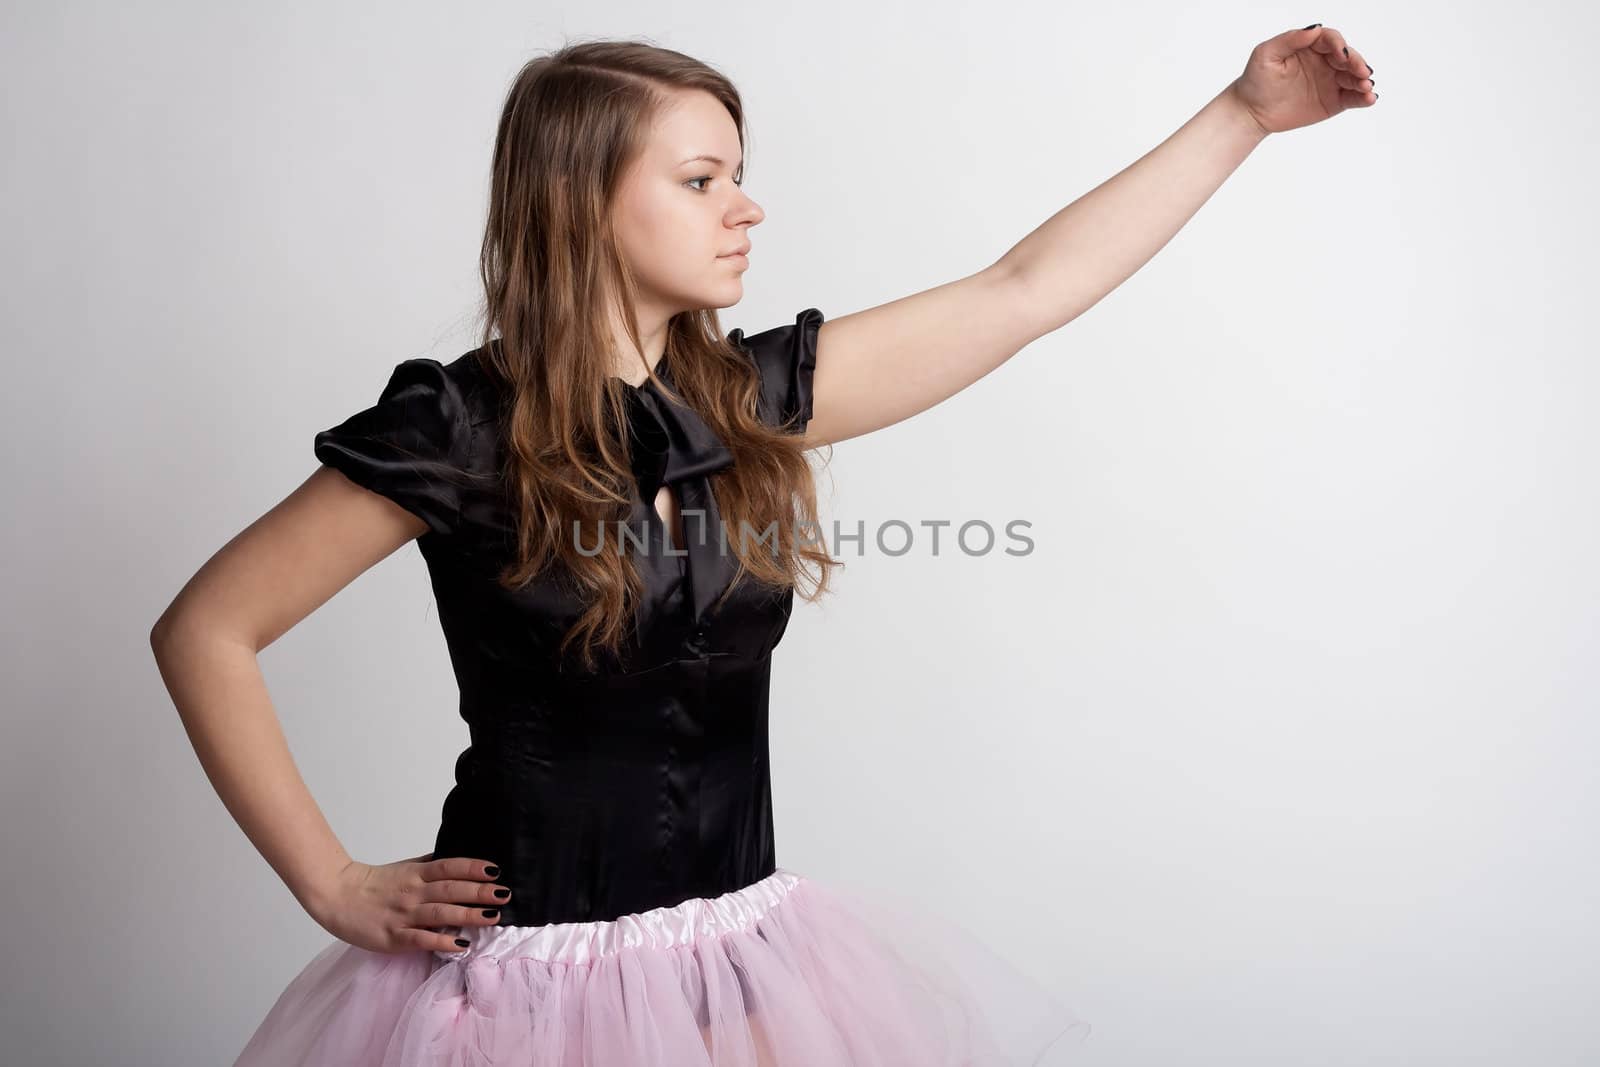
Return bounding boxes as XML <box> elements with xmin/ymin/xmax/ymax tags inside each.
<box><xmin>1219</xmin><ymin>80</ymin><xmax>1274</xmax><ymax>143</ymax></box>
<box><xmin>291</xmin><ymin>851</ymin><xmax>355</xmax><ymax>923</ymax></box>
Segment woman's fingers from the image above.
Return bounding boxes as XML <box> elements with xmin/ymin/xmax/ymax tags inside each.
<box><xmin>419</xmin><ymin>855</ymin><xmax>501</xmax><ymax>884</ymax></box>
<box><xmin>1308</xmin><ymin>26</ymin><xmax>1346</xmax><ymax>66</ymax></box>
<box><xmin>418</xmin><ymin>875</ymin><xmax>511</xmax><ymax>907</ymax></box>
<box><xmin>1301</xmin><ymin>25</ymin><xmax>1378</xmax><ymax>108</ymax></box>
<box><xmin>399</xmin><ymin>855</ymin><xmax>509</xmax><ymax>951</ymax></box>
<box><xmin>395</xmin><ymin>925</ymin><xmax>475</xmax><ymax>955</ymax></box>
<box><xmin>1345</xmin><ymin>44</ymin><xmax>1372</xmax><ymax>77</ymax></box>
<box><xmin>1305</xmin><ymin>25</ymin><xmax>1374</xmax><ymax>76</ymax></box>
<box><xmin>409</xmin><ymin>898</ymin><xmax>505</xmax><ymax>930</ymax></box>
<box><xmin>410</xmin><ymin>857</ymin><xmax>509</xmax><ymax>938</ymax></box>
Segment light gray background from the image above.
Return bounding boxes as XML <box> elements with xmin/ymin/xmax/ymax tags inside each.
<box><xmin>5</xmin><ymin>2</ymin><xmax>1596</xmax><ymax>1064</ymax></box>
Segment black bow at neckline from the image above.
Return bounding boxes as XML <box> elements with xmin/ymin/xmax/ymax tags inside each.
<box><xmin>621</xmin><ymin>361</ymin><xmax>735</xmax><ymax>504</ymax></box>
<box><xmin>618</xmin><ymin>364</ymin><xmax>739</xmax><ymax>625</ymax></box>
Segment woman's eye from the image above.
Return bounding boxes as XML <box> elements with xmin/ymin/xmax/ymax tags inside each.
<box><xmin>686</xmin><ymin>176</ymin><xmax>744</xmax><ymax>192</ymax></box>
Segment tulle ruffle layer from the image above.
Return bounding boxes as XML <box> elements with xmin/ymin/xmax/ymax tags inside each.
<box><xmin>234</xmin><ymin>868</ymin><xmax>1091</xmax><ymax>1065</ymax></box>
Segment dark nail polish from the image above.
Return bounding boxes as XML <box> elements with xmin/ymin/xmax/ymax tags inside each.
<box><xmin>1367</xmin><ymin>63</ymin><xmax>1374</xmax><ymax>72</ymax></box>
<box><xmin>1302</xmin><ymin>23</ymin><xmax>1321</xmax><ymax>30</ymax></box>
<box><xmin>484</xmin><ymin>865</ymin><xmax>500</xmax><ymax>877</ymax></box>
<box><xmin>1343</xmin><ymin>46</ymin><xmax>1348</xmax><ymax>57</ymax></box>
<box><xmin>494</xmin><ymin>888</ymin><xmax>510</xmax><ymax>899</ymax></box>
<box><xmin>455</xmin><ymin>937</ymin><xmax>470</xmax><ymax>947</ymax></box>
<box><xmin>482</xmin><ymin>908</ymin><xmax>500</xmax><ymax>918</ymax></box>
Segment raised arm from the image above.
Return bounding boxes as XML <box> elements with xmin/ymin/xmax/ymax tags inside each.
<box><xmin>802</xmin><ymin>23</ymin><xmax>1376</xmax><ymax>450</ymax></box>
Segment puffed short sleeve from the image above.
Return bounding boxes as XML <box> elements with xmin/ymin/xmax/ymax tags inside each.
<box><xmin>727</xmin><ymin>307</ymin><xmax>824</xmax><ymax>435</ymax></box>
<box><xmin>313</xmin><ymin>358</ymin><xmax>474</xmax><ymax>538</ymax></box>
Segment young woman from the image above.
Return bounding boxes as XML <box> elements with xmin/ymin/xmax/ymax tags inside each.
<box><xmin>152</xmin><ymin>26</ymin><xmax>1376</xmax><ymax>1066</ymax></box>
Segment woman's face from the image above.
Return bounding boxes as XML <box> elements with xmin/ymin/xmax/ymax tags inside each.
<box><xmin>611</xmin><ymin>89</ymin><xmax>764</xmax><ymax>318</ymax></box>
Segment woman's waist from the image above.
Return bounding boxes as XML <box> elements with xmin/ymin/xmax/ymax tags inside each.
<box><xmin>430</xmin><ymin>801</ymin><xmax>778</xmax><ymax>927</ymax></box>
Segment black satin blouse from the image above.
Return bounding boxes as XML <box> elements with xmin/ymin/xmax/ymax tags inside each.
<box><xmin>313</xmin><ymin>308</ymin><xmax>825</xmax><ymax>927</ymax></box>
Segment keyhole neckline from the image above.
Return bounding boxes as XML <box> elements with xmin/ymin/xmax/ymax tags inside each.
<box><xmin>650</xmin><ymin>483</ymin><xmax>685</xmax><ymax>553</ymax></box>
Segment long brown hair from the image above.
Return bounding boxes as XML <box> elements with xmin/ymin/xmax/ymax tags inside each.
<box><xmin>472</xmin><ymin>37</ymin><xmax>838</xmax><ymax>670</ymax></box>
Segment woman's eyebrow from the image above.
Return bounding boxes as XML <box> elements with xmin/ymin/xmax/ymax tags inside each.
<box><xmin>677</xmin><ymin>154</ymin><xmax>743</xmax><ymax>169</ymax></box>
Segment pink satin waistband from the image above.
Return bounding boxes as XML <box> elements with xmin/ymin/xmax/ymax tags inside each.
<box><xmin>435</xmin><ymin>868</ymin><xmax>804</xmax><ymax>965</ymax></box>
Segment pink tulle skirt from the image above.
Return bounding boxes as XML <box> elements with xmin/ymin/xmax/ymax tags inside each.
<box><xmin>233</xmin><ymin>867</ymin><xmax>1092</xmax><ymax>1065</ymax></box>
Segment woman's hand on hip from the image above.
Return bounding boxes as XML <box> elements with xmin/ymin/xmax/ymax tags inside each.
<box><xmin>308</xmin><ymin>851</ymin><xmax>510</xmax><ymax>954</ymax></box>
